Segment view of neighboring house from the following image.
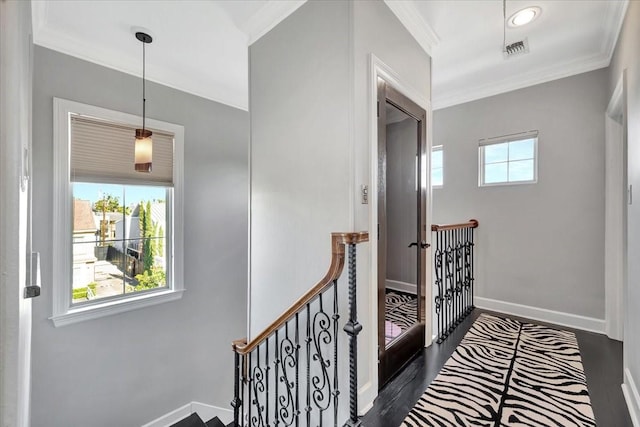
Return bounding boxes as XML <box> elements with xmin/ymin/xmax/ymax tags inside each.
<box><xmin>71</xmin><ymin>199</ymin><xmax>97</xmax><ymax>289</ymax></box>
<box><xmin>114</xmin><ymin>201</ymin><xmax>166</xmax><ymax>270</ymax></box>
<box><xmin>71</xmin><ymin>196</ymin><xmax>166</xmax><ymax>301</ymax></box>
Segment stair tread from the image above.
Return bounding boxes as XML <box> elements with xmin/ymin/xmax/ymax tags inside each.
<box><xmin>204</xmin><ymin>416</ymin><xmax>226</xmax><ymax>427</ymax></box>
<box><xmin>170</xmin><ymin>413</ymin><xmax>207</xmax><ymax>427</ymax></box>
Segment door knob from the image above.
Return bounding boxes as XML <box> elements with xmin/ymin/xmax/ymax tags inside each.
<box><xmin>408</xmin><ymin>242</ymin><xmax>418</xmax><ymax>248</ymax></box>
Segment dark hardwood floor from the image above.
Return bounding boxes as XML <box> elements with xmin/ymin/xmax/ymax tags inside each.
<box><xmin>361</xmin><ymin>308</ymin><xmax>632</xmax><ymax>427</ymax></box>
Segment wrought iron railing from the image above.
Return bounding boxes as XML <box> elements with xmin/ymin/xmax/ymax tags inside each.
<box><xmin>232</xmin><ymin>232</ymin><xmax>368</xmax><ymax>427</ymax></box>
<box><xmin>432</xmin><ymin>219</ymin><xmax>478</xmax><ymax>343</ymax></box>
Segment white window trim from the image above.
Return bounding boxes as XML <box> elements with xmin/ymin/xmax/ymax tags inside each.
<box><xmin>431</xmin><ymin>145</ymin><xmax>443</xmax><ymax>189</ymax></box>
<box><xmin>52</xmin><ymin>98</ymin><xmax>185</xmax><ymax>327</ymax></box>
<box><xmin>478</xmin><ymin>135</ymin><xmax>538</xmax><ymax>187</ymax></box>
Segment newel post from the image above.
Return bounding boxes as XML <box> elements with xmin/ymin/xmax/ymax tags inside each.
<box><xmin>231</xmin><ymin>346</ymin><xmax>242</xmax><ymax>426</ymax></box>
<box><xmin>343</xmin><ymin>242</ymin><xmax>362</xmax><ymax>427</ymax></box>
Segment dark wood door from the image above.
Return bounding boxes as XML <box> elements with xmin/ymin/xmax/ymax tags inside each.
<box><xmin>377</xmin><ymin>79</ymin><xmax>428</xmax><ymax>388</ymax></box>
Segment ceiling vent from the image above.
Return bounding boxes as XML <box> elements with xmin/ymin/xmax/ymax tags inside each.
<box><xmin>504</xmin><ymin>38</ymin><xmax>530</xmax><ymax>58</ymax></box>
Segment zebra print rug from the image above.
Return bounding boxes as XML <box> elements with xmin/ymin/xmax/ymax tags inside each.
<box><xmin>402</xmin><ymin>314</ymin><xmax>595</xmax><ymax>427</ymax></box>
<box><xmin>385</xmin><ymin>291</ymin><xmax>418</xmax><ymax>344</ymax></box>
<box><xmin>386</xmin><ymin>291</ymin><xmax>418</xmax><ymax>331</ymax></box>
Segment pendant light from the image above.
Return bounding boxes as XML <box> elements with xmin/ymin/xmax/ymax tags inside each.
<box><xmin>134</xmin><ymin>31</ymin><xmax>153</xmax><ymax>172</ymax></box>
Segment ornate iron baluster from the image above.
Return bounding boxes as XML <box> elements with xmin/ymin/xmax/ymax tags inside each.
<box><xmin>444</xmin><ymin>230</ymin><xmax>454</xmax><ymax>337</ymax></box>
<box><xmin>306</xmin><ymin>304</ymin><xmax>311</xmax><ymax>426</ymax></box>
<box><xmin>470</xmin><ymin>225</ymin><xmax>475</xmax><ymax>312</ymax></box>
<box><xmin>344</xmin><ymin>243</ymin><xmax>361</xmax><ymax>427</ymax></box>
<box><xmin>248</xmin><ymin>353</ymin><xmax>252</xmax><ymax>427</ymax></box>
<box><xmin>275</xmin><ymin>329</ymin><xmax>279</xmax><ymax>426</ymax></box>
<box><xmin>312</xmin><ymin>293</ymin><xmax>332</xmax><ymax>427</ymax></box>
<box><xmin>295</xmin><ymin>313</ymin><xmax>300</xmax><ymax>427</ymax></box>
<box><xmin>241</xmin><ymin>355</ymin><xmax>246</xmax><ymax>427</ymax></box>
<box><xmin>251</xmin><ymin>347</ymin><xmax>266</xmax><ymax>427</ymax></box>
<box><xmin>435</xmin><ymin>231</ymin><xmax>445</xmax><ymax>343</ymax></box>
<box><xmin>464</xmin><ymin>227</ymin><xmax>471</xmax><ymax>314</ymax></box>
<box><xmin>266</xmin><ymin>338</ymin><xmax>270</xmax><ymax>426</ymax></box>
<box><xmin>453</xmin><ymin>230</ymin><xmax>462</xmax><ymax>329</ymax></box>
<box><xmin>279</xmin><ymin>322</ymin><xmax>297</xmax><ymax>426</ymax></box>
<box><xmin>332</xmin><ymin>280</ymin><xmax>339</xmax><ymax>427</ymax></box>
<box><xmin>232</xmin><ymin>351</ymin><xmax>242</xmax><ymax>426</ymax></box>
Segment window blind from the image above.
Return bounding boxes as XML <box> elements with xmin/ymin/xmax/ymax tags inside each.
<box><xmin>70</xmin><ymin>114</ymin><xmax>174</xmax><ymax>186</ymax></box>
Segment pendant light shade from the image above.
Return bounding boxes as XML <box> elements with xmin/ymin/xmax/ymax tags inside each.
<box><xmin>134</xmin><ymin>129</ymin><xmax>153</xmax><ymax>172</ymax></box>
<box><xmin>134</xmin><ymin>31</ymin><xmax>153</xmax><ymax>172</ymax></box>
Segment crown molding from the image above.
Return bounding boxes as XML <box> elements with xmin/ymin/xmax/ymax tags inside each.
<box><xmin>433</xmin><ymin>0</ymin><xmax>627</xmax><ymax>111</ymax></box>
<box><xmin>32</xmin><ymin>21</ymin><xmax>248</xmax><ymax>110</ymax></box>
<box><xmin>602</xmin><ymin>0</ymin><xmax>629</xmax><ymax>63</ymax></box>
<box><xmin>31</xmin><ymin>0</ymin><xmax>48</xmax><ymax>44</ymax></box>
<box><xmin>241</xmin><ymin>0</ymin><xmax>306</xmax><ymax>46</ymax></box>
<box><xmin>383</xmin><ymin>0</ymin><xmax>439</xmax><ymax>56</ymax></box>
<box><xmin>433</xmin><ymin>51</ymin><xmax>610</xmax><ymax>110</ymax></box>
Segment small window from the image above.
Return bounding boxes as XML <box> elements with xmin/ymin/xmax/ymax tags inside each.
<box><xmin>53</xmin><ymin>98</ymin><xmax>184</xmax><ymax>326</ymax></box>
<box><xmin>479</xmin><ymin>133</ymin><xmax>537</xmax><ymax>186</ymax></box>
<box><xmin>431</xmin><ymin>145</ymin><xmax>443</xmax><ymax>188</ymax></box>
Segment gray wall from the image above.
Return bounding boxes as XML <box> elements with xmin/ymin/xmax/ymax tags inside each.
<box><xmin>608</xmin><ymin>0</ymin><xmax>640</xmax><ymax>414</ymax></box>
<box><xmin>31</xmin><ymin>46</ymin><xmax>248</xmax><ymax>427</ymax></box>
<box><xmin>249</xmin><ymin>0</ymin><xmax>352</xmax><ymax>335</ymax></box>
<box><xmin>249</xmin><ymin>0</ymin><xmax>431</xmax><ymax>412</ymax></box>
<box><xmin>433</xmin><ymin>69</ymin><xmax>607</xmax><ymax>319</ymax></box>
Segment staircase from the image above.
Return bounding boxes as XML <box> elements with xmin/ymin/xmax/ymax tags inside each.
<box><xmin>232</xmin><ymin>232</ymin><xmax>368</xmax><ymax>427</ymax></box>
<box><xmin>169</xmin><ymin>412</ymin><xmax>227</xmax><ymax>427</ymax></box>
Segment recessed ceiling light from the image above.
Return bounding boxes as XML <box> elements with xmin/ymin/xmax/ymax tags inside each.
<box><xmin>508</xmin><ymin>6</ymin><xmax>541</xmax><ymax>27</ymax></box>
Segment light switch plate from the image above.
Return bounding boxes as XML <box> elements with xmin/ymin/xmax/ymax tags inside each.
<box><xmin>361</xmin><ymin>185</ymin><xmax>368</xmax><ymax>204</ymax></box>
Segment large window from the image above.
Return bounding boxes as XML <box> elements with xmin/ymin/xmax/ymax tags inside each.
<box><xmin>53</xmin><ymin>98</ymin><xmax>184</xmax><ymax>326</ymax></box>
<box><xmin>431</xmin><ymin>145</ymin><xmax>443</xmax><ymax>188</ymax></box>
<box><xmin>479</xmin><ymin>132</ymin><xmax>537</xmax><ymax>186</ymax></box>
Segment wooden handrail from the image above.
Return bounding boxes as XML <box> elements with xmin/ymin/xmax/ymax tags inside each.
<box><xmin>232</xmin><ymin>231</ymin><xmax>368</xmax><ymax>355</ymax></box>
<box><xmin>431</xmin><ymin>219</ymin><xmax>479</xmax><ymax>232</ymax></box>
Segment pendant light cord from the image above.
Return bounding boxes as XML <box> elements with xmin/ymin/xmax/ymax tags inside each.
<box><xmin>503</xmin><ymin>0</ymin><xmax>506</xmax><ymax>51</ymax></box>
<box><xmin>142</xmin><ymin>39</ymin><xmax>146</xmax><ymax>132</ymax></box>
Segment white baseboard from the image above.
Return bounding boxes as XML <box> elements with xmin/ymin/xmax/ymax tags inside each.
<box><xmin>358</xmin><ymin>380</ymin><xmax>375</xmax><ymax>416</ymax></box>
<box><xmin>474</xmin><ymin>297</ymin><xmax>606</xmax><ymax>334</ymax></box>
<box><xmin>385</xmin><ymin>279</ymin><xmax>417</xmax><ymax>294</ymax></box>
<box><xmin>141</xmin><ymin>402</ymin><xmax>233</xmax><ymax>427</ymax></box>
<box><xmin>623</xmin><ymin>368</ymin><xmax>640</xmax><ymax>427</ymax></box>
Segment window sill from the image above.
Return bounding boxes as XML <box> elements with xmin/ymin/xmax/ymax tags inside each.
<box><xmin>478</xmin><ymin>179</ymin><xmax>537</xmax><ymax>187</ymax></box>
<box><xmin>50</xmin><ymin>288</ymin><xmax>184</xmax><ymax>327</ymax></box>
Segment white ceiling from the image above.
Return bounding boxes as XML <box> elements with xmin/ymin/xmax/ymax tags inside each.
<box><xmin>31</xmin><ymin>0</ymin><xmax>305</xmax><ymax>110</ymax></box>
<box><xmin>32</xmin><ymin>0</ymin><xmax>628</xmax><ymax>111</ymax></box>
<box><xmin>389</xmin><ymin>0</ymin><xmax>629</xmax><ymax>109</ymax></box>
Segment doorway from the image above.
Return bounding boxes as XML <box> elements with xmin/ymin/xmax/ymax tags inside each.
<box><xmin>377</xmin><ymin>78</ymin><xmax>428</xmax><ymax>387</ymax></box>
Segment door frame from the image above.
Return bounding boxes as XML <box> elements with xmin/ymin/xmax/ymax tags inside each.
<box><xmin>605</xmin><ymin>71</ymin><xmax>627</xmax><ymax>342</ymax></box>
<box><xmin>366</xmin><ymin>54</ymin><xmax>432</xmax><ymax>396</ymax></box>
<box><xmin>0</xmin><ymin>1</ymin><xmax>33</xmax><ymax>426</ymax></box>
<box><xmin>377</xmin><ymin>79</ymin><xmax>428</xmax><ymax>387</ymax></box>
